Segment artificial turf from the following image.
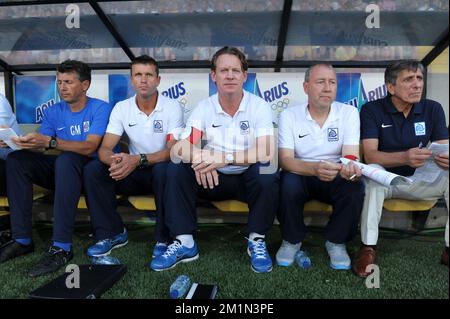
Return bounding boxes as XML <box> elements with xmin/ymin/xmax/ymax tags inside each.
<box><xmin>0</xmin><ymin>222</ymin><xmax>448</xmax><ymax>299</ymax></box>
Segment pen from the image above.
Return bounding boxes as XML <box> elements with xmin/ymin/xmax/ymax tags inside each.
<box><xmin>418</xmin><ymin>142</ymin><xmax>423</xmax><ymax>149</ymax></box>
<box><xmin>349</xmin><ymin>174</ymin><xmax>357</xmax><ymax>181</ymax></box>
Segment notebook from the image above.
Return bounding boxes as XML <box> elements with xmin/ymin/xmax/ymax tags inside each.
<box><xmin>29</xmin><ymin>264</ymin><xmax>127</xmax><ymax>299</ymax></box>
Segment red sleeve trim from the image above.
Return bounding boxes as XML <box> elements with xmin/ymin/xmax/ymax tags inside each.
<box><xmin>344</xmin><ymin>155</ymin><xmax>359</xmax><ymax>161</ymax></box>
<box><xmin>188</xmin><ymin>127</ymin><xmax>203</xmax><ymax>145</ymax></box>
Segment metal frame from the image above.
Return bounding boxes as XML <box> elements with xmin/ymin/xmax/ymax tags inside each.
<box><xmin>421</xmin><ymin>28</ymin><xmax>449</xmax><ymax>67</ymax></box>
<box><xmin>0</xmin><ymin>0</ymin><xmax>448</xmax><ymax>95</ymax></box>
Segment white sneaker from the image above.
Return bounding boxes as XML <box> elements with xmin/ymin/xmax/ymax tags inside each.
<box><xmin>325</xmin><ymin>240</ymin><xmax>351</xmax><ymax>270</ymax></box>
<box><xmin>276</xmin><ymin>240</ymin><xmax>301</xmax><ymax>266</ymax></box>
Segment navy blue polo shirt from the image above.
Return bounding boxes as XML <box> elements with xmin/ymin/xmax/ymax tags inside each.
<box><xmin>360</xmin><ymin>96</ymin><xmax>448</xmax><ymax>177</ymax></box>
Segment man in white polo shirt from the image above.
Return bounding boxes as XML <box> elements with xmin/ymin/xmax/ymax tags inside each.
<box><xmin>83</xmin><ymin>55</ymin><xmax>183</xmax><ymax>262</ymax></box>
<box><xmin>150</xmin><ymin>46</ymin><xmax>279</xmax><ymax>273</ymax></box>
<box><xmin>276</xmin><ymin>63</ymin><xmax>364</xmax><ymax>270</ymax></box>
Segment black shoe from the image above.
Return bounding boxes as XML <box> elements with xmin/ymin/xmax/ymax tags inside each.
<box><xmin>0</xmin><ymin>240</ymin><xmax>34</xmax><ymax>263</ymax></box>
<box><xmin>0</xmin><ymin>231</ymin><xmax>12</xmax><ymax>248</ymax></box>
<box><xmin>28</xmin><ymin>246</ymin><xmax>73</xmax><ymax>278</ymax></box>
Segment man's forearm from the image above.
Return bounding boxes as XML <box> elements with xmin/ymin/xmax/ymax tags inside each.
<box><xmin>364</xmin><ymin>150</ymin><xmax>408</xmax><ymax>168</ymax></box>
<box><xmin>280</xmin><ymin>157</ymin><xmax>318</xmax><ymax>176</ymax></box>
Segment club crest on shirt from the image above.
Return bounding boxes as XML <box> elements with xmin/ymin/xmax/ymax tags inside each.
<box><xmin>327</xmin><ymin>128</ymin><xmax>339</xmax><ymax>142</ymax></box>
<box><xmin>154</xmin><ymin>120</ymin><xmax>163</xmax><ymax>133</ymax></box>
<box><xmin>240</xmin><ymin>121</ymin><xmax>250</xmax><ymax>135</ymax></box>
<box><xmin>414</xmin><ymin>122</ymin><xmax>426</xmax><ymax>136</ymax></box>
<box><xmin>83</xmin><ymin>121</ymin><xmax>90</xmax><ymax>133</ymax></box>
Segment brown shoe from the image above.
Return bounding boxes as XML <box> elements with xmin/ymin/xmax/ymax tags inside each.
<box><xmin>441</xmin><ymin>248</ymin><xmax>448</xmax><ymax>266</ymax></box>
<box><xmin>352</xmin><ymin>246</ymin><xmax>377</xmax><ymax>278</ymax></box>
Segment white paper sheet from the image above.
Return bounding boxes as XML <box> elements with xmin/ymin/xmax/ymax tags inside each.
<box><xmin>411</xmin><ymin>143</ymin><xmax>449</xmax><ymax>183</ymax></box>
<box><xmin>340</xmin><ymin>157</ymin><xmax>413</xmax><ymax>187</ymax></box>
<box><xmin>0</xmin><ymin>127</ymin><xmax>21</xmax><ymax>150</ymax></box>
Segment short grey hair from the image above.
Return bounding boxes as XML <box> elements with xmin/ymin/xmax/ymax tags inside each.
<box><xmin>385</xmin><ymin>60</ymin><xmax>425</xmax><ymax>85</ymax></box>
<box><xmin>304</xmin><ymin>63</ymin><xmax>335</xmax><ymax>82</ymax></box>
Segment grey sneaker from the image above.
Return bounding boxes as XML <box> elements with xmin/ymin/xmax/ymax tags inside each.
<box><xmin>276</xmin><ymin>240</ymin><xmax>301</xmax><ymax>267</ymax></box>
<box><xmin>325</xmin><ymin>240</ymin><xmax>351</xmax><ymax>270</ymax></box>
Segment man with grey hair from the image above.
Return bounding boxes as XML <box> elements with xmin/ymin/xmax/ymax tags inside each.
<box><xmin>354</xmin><ymin>60</ymin><xmax>449</xmax><ymax>277</ymax></box>
<box><xmin>276</xmin><ymin>63</ymin><xmax>364</xmax><ymax>270</ymax></box>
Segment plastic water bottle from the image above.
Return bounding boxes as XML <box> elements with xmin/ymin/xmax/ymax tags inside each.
<box><xmin>91</xmin><ymin>256</ymin><xmax>121</xmax><ymax>265</ymax></box>
<box><xmin>295</xmin><ymin>250</ymin><xmax>312</xmax><ymax>269</ymax></box>
<box><xmin>170</xmin><ymin>275</ymin><xmax>191</xmax><ymax>299</ymax></box>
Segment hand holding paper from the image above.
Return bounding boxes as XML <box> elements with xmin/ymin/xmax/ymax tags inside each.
<box><xmin>0</xmin><ymin>127</ymin><xmax>21</xmax><ymax>150</ymax></box>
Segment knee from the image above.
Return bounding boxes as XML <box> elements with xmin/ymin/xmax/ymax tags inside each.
<box><xmin>280</xmin><ymin>172</ymin><xmax>303</xmax><ymax>198</ymax></box>
<box><xmin>6</xmin><ymin>150</ymin><xmax>30</xmax><ymax>170</ymax></box>
<box><xmin>252</xmin><ymin>169</ymin><xmax>279</xmax><ymax>191</ymax></box>
<box><xmin>152</xmin><ymin>162</ymin><xmax>168</xmax><ymax>184</ymax></box>
<box><xmin>166</xmin><ymin>162</ymin><xmax>190</xmax><ymax>180</ymax></box>
<box><xmin>349</xmin><ymin>181</ymin><xmax>365</xmax><ymax>201</ymax></box>
<box><xmin>83</xmin><ymin>159</ymin><xmax>105</xmax><ymax>180</ymax></box>
<box><xmin>55</xmin><ymin>152</ymin><xmax>84</xmax><ymax>171</ymax></box>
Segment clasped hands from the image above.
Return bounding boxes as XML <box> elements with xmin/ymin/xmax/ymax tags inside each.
<box><xmin>191</xmin><ymin>150</ymin><xmax>228</xmax><ymax>189</ymax></box>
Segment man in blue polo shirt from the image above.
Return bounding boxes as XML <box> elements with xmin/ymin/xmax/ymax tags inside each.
<box><xmin>354</xmin><ymin>60</ymin><xmax>449</xmax><ymax>277</ymax></box>
<box><xmin>0</xmin><ymin>60</ymin><xmax>113</xmax><ymax>277</ymax></box>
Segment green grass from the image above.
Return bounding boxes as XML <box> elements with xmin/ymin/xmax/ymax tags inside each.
<box><xmin>0</xmin><ymin>222</ymin><xmax>448</xmax><ymax>299</ymax></box>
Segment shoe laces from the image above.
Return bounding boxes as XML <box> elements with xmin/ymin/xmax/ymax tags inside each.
<box><xmin>250</xmin><ymin>239</ymin><xmax>268</xmax><ymax>259</ymax></box>
<box><xmin>41</xmin><ymin>246</ymin><xmax>67</xmax><ymax>265</ymax></box>
<box><xmin>162</xmin><ymin>240</ymin><xmax>182</xmax><ymax>258</ymax></box>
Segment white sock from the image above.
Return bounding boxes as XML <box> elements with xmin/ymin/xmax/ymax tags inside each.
<box><xmin>176</xmin><ymin>235</ymin><xmax>194</xmax><ymax>248</ymax></box>
<box><xmin>249</xmin><ymin>232</ymin><xmax>265</xmax><ymax>241</ymax></box>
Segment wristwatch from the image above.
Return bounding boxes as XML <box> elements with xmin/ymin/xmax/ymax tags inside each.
<box><xmin>139</xmin><ymin>153</ymin><xmax>148</xmax><ymax>168</ymax></box>
<box><xmin>225</xmin><ymin>153</ymin><xmax>234</xmax><ymax>165</ymax></box>
<box><xmin>48</xmin><ymin>136</ymin><xmax>58</xmax><ymax>149</ymax></box>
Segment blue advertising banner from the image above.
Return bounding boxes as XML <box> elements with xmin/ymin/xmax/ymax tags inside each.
<box><xmin>108</xmin><ymin>74</ymin><xmax>134</xmax><ymax>108</ymax></box>
<box><xmin>14</xmin><ymin>75</ymin><xmax>59</xmax><ymax>124</ymax></box>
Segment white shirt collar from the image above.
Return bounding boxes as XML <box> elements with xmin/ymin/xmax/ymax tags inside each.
<box><xmin>305</xmin><ymin>101</ymin><xmax>340</xmax><ymax>123</ymax></box>
<box><xmin>133</xmin><ymin>92</ymin><xmax>162</xmax><ymax>115</ymax></box>
<box><xmin>213</xmin><ymin>91</ymin><xmax>249</xmax><ymax>115</ymax></box>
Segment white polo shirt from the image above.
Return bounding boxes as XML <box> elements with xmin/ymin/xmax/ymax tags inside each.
<box><xmin>184</xmin><ymin>91</ymin><xmax>273</xmax><ymax>174</ymax></box>
<box><xmin>278</xmin><ymin>101</ymin><xmax>360</xmax><ymax>163</ymax></box>
<box><xmin>107</xmin><ymin>93</ymin><xmax>183</xmax><ymax>155</ymax></box>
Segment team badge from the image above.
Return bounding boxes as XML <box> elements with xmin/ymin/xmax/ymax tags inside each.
<box><xmin>327</xmin><ymin>128</ymin><xmax>339</xmax><ymax>142</ymax></box>
<box><xmin>154</xmin><ymin>120</ymin><xmax>163</xmax><ymax>133</ymax></box>
<box><xmin>414</xmin><ymin>122</ymin><xmax>426</xmax><ymax>136</ymax></box>
<box><xmin>240</xmin><ymin>121</ymin><xmax>250</xmax><ymax>135</ymax></box>
<box><xmin>83</xmin><ymin>121</ymin><xmax>90</xmax><ymax>133</ymax></box>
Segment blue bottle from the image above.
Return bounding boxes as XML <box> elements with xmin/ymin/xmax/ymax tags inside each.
<box><xmin>295</xmin><ymin>250</ymin><xmax>312</xmax><ymax>269</ymax></box>
<box><xmin>91</xmin><ymin>256</ymin><xmax>121</xmax><ymax>265</ymax></box>
<box><xmin>170</xmin><ymin>275</ymin><xmax>191</xmax><ymax>299</ymax></box>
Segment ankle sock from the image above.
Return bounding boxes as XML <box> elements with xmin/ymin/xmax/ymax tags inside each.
<box><xmin>176</xmin><ymin>235</ymin><xmax>194</xmax><ymax>248</ymax></box>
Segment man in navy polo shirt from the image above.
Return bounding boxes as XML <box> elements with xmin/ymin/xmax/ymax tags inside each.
<box><xmin>354</xmin><ymin>60</ymin><xmax>449</xmax><ymax>277</ymax></box>
<box><xmin>150</xmin><ymin>46</ymin><xmax>279</xmax><ymax>273</ymax></box>
<box><xmin>0</xmin><ymin>60</ymin><xmax>113</xmax><ymax>277</ymax></box>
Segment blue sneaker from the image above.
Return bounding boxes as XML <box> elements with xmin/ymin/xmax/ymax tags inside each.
<box><xmin>87</xmin><ymin>229</ymin><xmax>128</xmax><ymax>257</ymax></box>
<box><xmin>150</xmin><ymin>240</ymin><xmax>199</xmax><ymax>271</ymax></box>
<box><xmin>152</xmin><ymin>242</ymin><xmax>168</xmax><ymax>258</ymax></box>
<box><xmin>247</xmin><ymin>238</ymin><xmax>273</xmax><ymax>273</ymax></box>
<box><xmin>325</xmin><ymin>240</ymin><xmax>351</xmax><ymax>270</ymax></box>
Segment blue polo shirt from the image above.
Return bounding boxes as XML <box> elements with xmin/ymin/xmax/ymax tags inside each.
<box><xmin>360</xmin><ymin>95</ymin><xmax>448</xmax><ymax>177</ymax></box>
<box><xmin>39</xmin><ymin>97</ymin><xmax>114</xmax><ymax>157</ymax></box>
